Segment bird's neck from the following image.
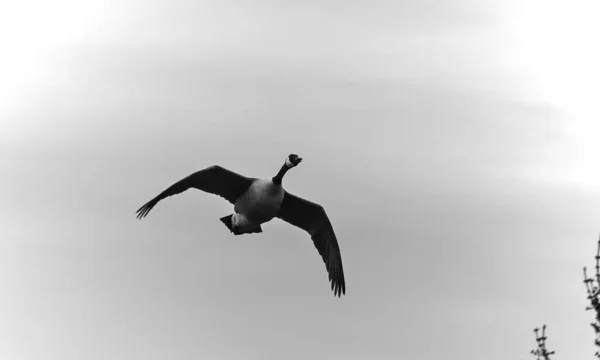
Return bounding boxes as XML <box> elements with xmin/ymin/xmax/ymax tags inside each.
<box><xmin>272</xmin><ymin>164</ymin><xmax>290</xmax><ymax>185</ymax></box>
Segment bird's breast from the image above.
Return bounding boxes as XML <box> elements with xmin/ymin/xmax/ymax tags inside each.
<box><xmin>235</xmin><ymin>179</ymin><xmax>284</xmax><ymax>223</ymax></box>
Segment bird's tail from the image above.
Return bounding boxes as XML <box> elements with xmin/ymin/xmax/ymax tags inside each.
<box><xmin>220</xmin><ymin>214</ymin><xmax>236</xmax><ymax>233</ymax></box>
<box><xmin>219</xmin><ymin>214</ymin><xmax>262</xmax><ymax>235</ymax></box>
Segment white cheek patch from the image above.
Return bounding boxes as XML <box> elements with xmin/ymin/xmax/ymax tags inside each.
<box><xmin>285</xmin><ymin>158</ymin><xmax>294</xmax><ymax>167</ymax></box>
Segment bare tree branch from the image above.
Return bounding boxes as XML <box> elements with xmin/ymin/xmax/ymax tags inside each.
<box><xmin>583</xmin><ymin>233</ymin><xmax>600</xmax><ymax>358</ymax></box>
<box><xmin>530</xmin><ymin>324</ymin><xmax>555</xmax><ymax>360</ymax></box>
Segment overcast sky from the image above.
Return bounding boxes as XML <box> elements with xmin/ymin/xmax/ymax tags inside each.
<box><xmin>2</xmin><ymin>0</ymin><xmax>600</xmax><ymax>359</ymax></box>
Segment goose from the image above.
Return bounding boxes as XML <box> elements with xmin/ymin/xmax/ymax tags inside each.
<box><xmin>135</xmin><ymin>154</ymin><xmax>346</xmax><ymax>297</ymax></box>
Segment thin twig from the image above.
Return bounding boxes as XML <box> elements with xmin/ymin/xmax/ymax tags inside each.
<box><xmin>583</xmin><ymin>233</ymin><xmax>600</xmax><ymax>358</ymax></box>
<box><xmin>530</xmin><ymin>325</ymin><xmax>555</xmax><ymax>360</ymax></box>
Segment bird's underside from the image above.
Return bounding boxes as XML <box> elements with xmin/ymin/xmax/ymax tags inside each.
<box><xmin>135</xmin><ymin>161</ymin><xmax>346</xmax><ymax>297</ymax></box>
<box><xmin>219</xmin><ymin>214</ymin><xmax>263</xmax><ymax>235</ymax></box>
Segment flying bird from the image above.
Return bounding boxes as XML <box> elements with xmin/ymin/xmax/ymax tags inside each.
<box><xmin>135</xmin><ymin>154</ymin><xmax>346</xmax><ymax>297</ymax></box>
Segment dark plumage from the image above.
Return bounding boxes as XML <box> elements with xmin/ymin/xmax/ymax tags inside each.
<box><xmin>135</xmin><ymin>154</ymin><xmax>346</xmax><ymax>297</ymax></box>
<box><xmin>277</xmin><ymin>192</ymin><xmax>346</xmax><ymax>297</ymax></box>
<box><xmin>136</xmin><ymin>166</ymin><xmax>255</xmax><ymax>219</ymax></box>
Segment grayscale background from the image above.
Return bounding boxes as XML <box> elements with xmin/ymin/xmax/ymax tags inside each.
<box><xmin>2</xmin><ymin>0</ymin><xmax>599</xmax><ymax>359</ymax></box>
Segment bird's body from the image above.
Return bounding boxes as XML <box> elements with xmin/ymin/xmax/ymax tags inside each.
<box><xmin>135</xmin><ymin>154</ymin><xmax>346</xmax><ymax>297</ymax></box>
<box><xmin>233</xmin><ymin>179</ymin><xmax>285</xmax><ymax>228</ymax></box>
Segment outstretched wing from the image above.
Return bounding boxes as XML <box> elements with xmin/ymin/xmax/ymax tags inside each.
<box><xmin>276</xmin><ymin>191</ymin><xmax>346</xmax><ymax>297</ymax></box>
<box><xmin>136</xmin><ymin>165</ymin><xmax>256</xmax><ymax>219</ymax></box>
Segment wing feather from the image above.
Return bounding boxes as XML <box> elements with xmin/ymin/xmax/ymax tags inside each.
<box><xmin>135</xmin><ymin>165</ymin><xmax>255</xmax><ymax>219</ymax></box>
<box><xmin>276</xmin><ymin>191</ymin><xmax>346</xmax><ymax>297</ymax></box>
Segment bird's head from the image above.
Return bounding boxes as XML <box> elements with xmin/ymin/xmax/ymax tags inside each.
<box><xmin>285</xmin><ymin>154</ymin><xmax>303</xmax><ymax>168</ymax></box>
